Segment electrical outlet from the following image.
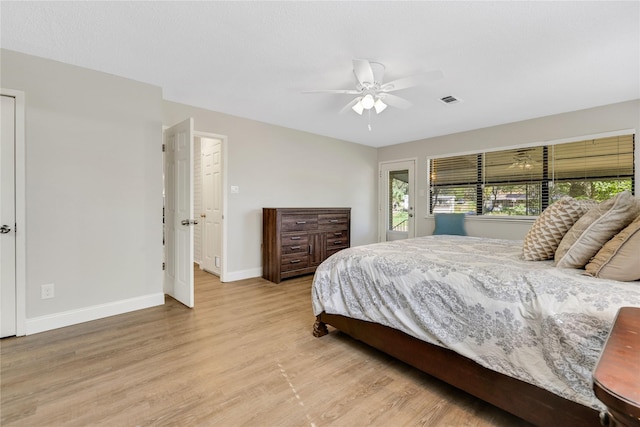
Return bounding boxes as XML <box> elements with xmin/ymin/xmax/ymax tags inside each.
<box><xmin>41</xmin><ymin>283</ymin><xmax>55</xmax><ymax>299</ymax></box>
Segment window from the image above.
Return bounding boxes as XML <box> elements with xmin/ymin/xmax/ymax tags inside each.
<box><xmin>389</xmin><ymin>169</ymin><xmax>409</xmax><ymax>232</ymax></box>
<box><xmin>429</xmin><ymin>134</ymin><xmax>635</xmax><ymax>216</ymax></box>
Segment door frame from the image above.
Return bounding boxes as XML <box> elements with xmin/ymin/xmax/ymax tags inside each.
<box><xmin>1</xmin><ymin>88</ymin><xmax>26</xmax><ymax>336</ymax></box>
<box><xmin>193</xmin><ymin>131</ymin><xmax>227</xmax><ymax>281</ymax></box>
<box><xmin>378</xmin><ymin>158</ymin><xmax>417</xmax><ymax>242</ymax></box>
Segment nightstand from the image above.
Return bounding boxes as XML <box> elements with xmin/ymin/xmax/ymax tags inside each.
<box><xmin>593</xmin><ymin>307</ymin><xmax>640</xmax><ymax>427</ymax></box>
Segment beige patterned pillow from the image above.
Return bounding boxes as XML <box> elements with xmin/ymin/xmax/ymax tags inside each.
<box><xmin>555</xmin><ymin>191</ymin><xmax>640</xmax><ymax>268</ymax></box>
<box><xmin>585</xmin><ymin>215</ymin><xmax>640</xmax><ymax>281</ymax></box>
<box><xmin>522</xmin><ymin>197</ymin><xmax>596</xmax><ymax>261</ymax></box>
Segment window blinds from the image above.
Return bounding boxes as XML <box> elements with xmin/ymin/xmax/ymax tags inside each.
<box><xmin>430</xmin><ymin>154</ymin><xmax>478</xmax><ymax>186</ymax></box>
<box><xmin>428</xmin><ymin>134</ymin><xmax>635</xmax><ymax>215</ymax></box>
<box><xmin>552</xmin><ymin>135</ymin><xmax>634</xmax><ymax>181</ymax></box>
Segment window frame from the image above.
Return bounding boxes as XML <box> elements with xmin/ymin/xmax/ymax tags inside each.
<box><xmin>426</xmin><ymin>129</ymin><xmax>637</xmax><ymax>219</ymax></box>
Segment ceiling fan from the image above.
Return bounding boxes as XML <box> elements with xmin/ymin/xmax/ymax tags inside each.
<box><xmin>508</xmin><ymin>150</ymin><xmax>541</xmax><ymax>170</ymax></box>
<box><xmin>303</xmin><ymin>59</ymin><xmax>444</xmax><ymax>117</ymax></box>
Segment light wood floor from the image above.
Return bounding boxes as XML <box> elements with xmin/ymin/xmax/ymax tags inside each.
<box><xmin>1</xmin><ymin>267</ymin><xmax>532</xmax><ymax>426</ymax></box>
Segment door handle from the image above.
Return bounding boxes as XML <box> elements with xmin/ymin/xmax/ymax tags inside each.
<box><xmin>0</xmin><ymin>225</ymin><xmax>11</xmax><ymax>234</ymax></box>
<box><xmin>181</xmin><ymin>219</ymin><xmax>198</xmax><ymax>226</ymax></box>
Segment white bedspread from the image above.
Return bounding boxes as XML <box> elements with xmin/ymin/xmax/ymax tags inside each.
<box><xmin>311</xmin><ymin>235</ymin><xmax>640</xmax><ymax>410</ymax></box>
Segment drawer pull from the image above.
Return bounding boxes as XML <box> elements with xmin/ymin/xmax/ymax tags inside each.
<box><xmin>290</xmin><ymin>236</ymin><xmax>301</xmax><ymax>240</ymax></box>
<box><xmin>329</xmin><ymin>219</ymin><xmax>339</xmax><ymax>223</ymax></box>
<box><xmin>334</xmin><ymin>232</ymin><xmax>342</xmax><ymax>236</ymax></box>
<box><xmin>290</xmin><ymin>259</ymin><xmax>301</xmax><ymax>264</ymax></box>
<box><xmin>296</xmin><ymin>221</ymin><xmax>307</xmax><ymax>224</ymax></box>
<box><xmin>290</xmin><ymin>246</ymin><xmax>301</xmax><ymax>250</ymax></box>
<box><xmin>334</xmin><ymin>241</ymin><xmax>342</xmax><ymax>245</ymax></box>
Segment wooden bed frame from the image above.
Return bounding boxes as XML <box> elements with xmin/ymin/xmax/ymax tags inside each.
<box><xmin>313</xmin><ymin>312</ymin><xmax>601</xmax><ymax>427</ymax></box>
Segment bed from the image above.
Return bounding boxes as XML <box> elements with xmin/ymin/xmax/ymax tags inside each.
<box><xmin>311</xmin><ymin>235</ymin><xmax>640</xmax><ymax>426</ymax></box>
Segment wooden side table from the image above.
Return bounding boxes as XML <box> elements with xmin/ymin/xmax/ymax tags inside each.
<box><xmin>593</xmin><ymin>307</ymin><xmax>640</xmax><ymax>427</ymax></box>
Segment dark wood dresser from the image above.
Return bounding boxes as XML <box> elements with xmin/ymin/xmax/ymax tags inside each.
<box><xmin>262</xmin><ymin>207</ymin><xmax>350</xmax><ymax>283</ymax></box>
<box><xmin>593</xmin><ymin>307</ymin><xmax>640</xmax><ymax>427</ymax></box>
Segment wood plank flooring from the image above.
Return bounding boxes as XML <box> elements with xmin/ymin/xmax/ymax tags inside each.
<box><xmin>1</xmin><ymin>267</ymin><xmax>532</xmax><ymax>426</ymax></box>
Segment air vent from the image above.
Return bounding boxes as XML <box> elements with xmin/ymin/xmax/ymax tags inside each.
<box><xmin>440</xmin><ymin>95</ymin><xmax>460</xmax><ymax>104</ymax></box>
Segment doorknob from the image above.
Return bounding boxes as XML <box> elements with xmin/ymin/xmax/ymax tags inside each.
<box><xmin>0</xmin><ymin>225</ymin><xmax>11</xmax><ymax>234</ymax></box>
<box><xmin>181</xmin><ymin>219</ymin><xmax>198</xmax><ymax>226</ymax></box>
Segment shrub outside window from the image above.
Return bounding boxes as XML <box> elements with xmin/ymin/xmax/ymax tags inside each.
<box><xmin>428</xmin><ymin>134</ymin><xmax>635</xmax><ymax>216</ymax></box>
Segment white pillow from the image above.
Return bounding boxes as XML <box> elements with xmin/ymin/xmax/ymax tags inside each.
<box><xmin>555</xmin><ymin>191</ymin><xmax>640</xmax><ymax>268</ymax></box>
<box><xmin>585</xmin><ymin>215</ymin><xmax>640</xmax><ymax>281</ymax></box>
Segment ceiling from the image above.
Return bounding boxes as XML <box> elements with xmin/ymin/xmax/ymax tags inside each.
<box><xmin>1</xmin><ymin>1</ymin><xmax>639</xmax><ymax>148</ymax></box>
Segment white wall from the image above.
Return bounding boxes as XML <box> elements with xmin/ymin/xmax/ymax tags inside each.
<box><xmin>163</xmin><ymin>101</ymin><xmax>379</xmax><ymax>281</ymax></box>
<box><xmin>378</xmin><ymin>100</ymin><xmax>640</xmax><ymax>240</ymax></box>
<box><xmin>1</xmin><ymin>49</ymin><xmax>164</xmax><ymax>332</ymax></box>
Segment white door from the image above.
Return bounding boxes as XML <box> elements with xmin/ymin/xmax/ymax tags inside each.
<box><xmin>164</xmin><ymin>119</ymin><xmax>195</xmax><ymax>308</ymax></box>
<box><xmin>379</xmin><ymin>160</ymin><xmax>416</xmax><ymax>241</ymax></box>
<box><xmin>201</xmin><ymin>137</ymin><xmax>222</xmax><ymax>275</ymax></box>
<box><xmin>1</xmin><ymin>94</ymin><xmax>17</xmax><ymax>337</ymax></box>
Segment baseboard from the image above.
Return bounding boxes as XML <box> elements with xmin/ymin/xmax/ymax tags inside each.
<box><xmin>25</xmin><ymin>293</ymin><xmax>165</xmax><ymax>335</ymax></box>
<box><xmin>222</xmin><ymin>267</ymin><xmax>262</xmax><ymax>282</ymax></box>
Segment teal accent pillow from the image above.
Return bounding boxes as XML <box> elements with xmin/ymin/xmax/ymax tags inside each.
<box><xmin>433</xmin><ymin>213</ymin><xmax>467</xmax><ymax>236</ymax></box>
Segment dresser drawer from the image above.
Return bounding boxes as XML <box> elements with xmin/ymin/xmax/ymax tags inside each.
<box><xmin>281</xmin><ymin>232</ymin><xmax>309</xmax><ymax>246</ymax></box>
<box><xmin>282</xmin><ymin>214</ymin><xmax>318</xmax><ymax>231</ymax></box>
<box><xmin>327</xmin><ymin>229</ymin><xmax>348</xmax><ymax>240</ymax></box>
<box><xmin>282</xmin><ymin>242</ymin><xmax>308</xmax><ymax>254</ymax></box>
<box><xmin>326</xmin><ymin>235</ymin><xmax>349</xmax><ymax>249</ymax></box>
<box><xmin>318</xmin><ymin>213</ymin><xmax>349</xmax><ymax>231</ymax></box>
<box><xmin>281</xmin><ymin>253</ymin><xmax>309</xmax><ymax>271</ymax></box>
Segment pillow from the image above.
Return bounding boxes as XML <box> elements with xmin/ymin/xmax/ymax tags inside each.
<box><xmin>555</xmin><ymin>191</ymin><xmax>640</xmax><ymax>268</ymax></box>
<box><xmin>522</xmin><ymin>196</ymin><xmax>596</xmax><ymax>261</ymax></box>
<box><xmin>585</xmin><ymin>215</ymin><xmax>640</xmax><ymax>281</ymax></box>
<box><xmin>433</xmin><ymin>213</ymin><xmax>467</xmax><ymax>236</ymax></box>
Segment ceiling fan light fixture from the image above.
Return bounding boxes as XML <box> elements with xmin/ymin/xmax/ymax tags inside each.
<box><xmin>361</xmin><ymin>94</ymin><xmax>375</xmax><ymax>110</ymax></box>
<box><xmin>352</xmin><ymin>100</ymin><xmax>364</xmax><ymax>115</ymax></box>
<box><xmin>373</xmin><ymin>98</ymin><xmax>387</xmax><ymax>114</ymax></box>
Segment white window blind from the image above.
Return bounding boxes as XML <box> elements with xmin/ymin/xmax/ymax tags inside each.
<box><xmin>429</xmin><ymin>134</ymin><xmax>635</xmax><ymax>216</ymax></box>
<box><xmin>552</xmin><ymin>135</ymin><xmax>634</xmax><ymax>181</ymax></box>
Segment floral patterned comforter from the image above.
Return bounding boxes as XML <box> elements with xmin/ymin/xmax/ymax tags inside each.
<box><xmin>311</xmin><ymin>235</ymin><xmax>640</xmax><ymax>410</ymax></box>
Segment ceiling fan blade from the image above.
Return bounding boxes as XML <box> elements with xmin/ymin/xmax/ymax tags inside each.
<box><xmin>339</xmin><ymin>97</ymin><xmax>362</xmax><ymax>114</ymax></box>
<box><xmin>380</xmin><ymin>69</ymin><xmax>444</xmax><ymax>92</ymax></box>
<box><xmin>302</xmin><ymin>89</ymin><xmax>361</xmax><ymax>95</ymax></box>
<box><xmin>352</xmin><ymin>59</ymin><xmax>375</xmax><ymax>86</ymax></box>
<box><xmin>379</xmin><ymin>93</ymin><xmax>413</xmax><ymax>109</ymax></box>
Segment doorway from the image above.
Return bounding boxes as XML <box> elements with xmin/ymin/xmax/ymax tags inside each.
<box><xmin>1</xmin><ymin>89</ymin><xmax>25</xmax><ymax>337</ymax></box>
<box><xmin>379</xmin><ymin>159</ymin><xmax>416</xmax><ymax>241</ymax></box>
<box><xmin>163</xmin><ymin>122</ymin><xmax>227</xmax><ymax>308</ymax></box>
<box><xmin>194</xmin><ymin>134</ymin><xmax>223</xmax><ymax>277</ymax></box>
